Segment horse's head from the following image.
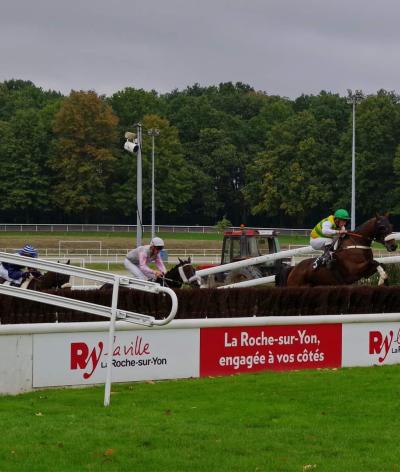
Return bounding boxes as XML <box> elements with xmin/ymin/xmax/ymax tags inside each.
<box><xmin>374</xmin><ymin>214</ymin><xmax>397</xmax><ymax>252</ymax></box>
<box><xmin>37</xmin><ymin>260</ymin><xmax>72</xmax><ymax>290</ymax></box>
<box><xmin>176</xmin><ymin>257</ymin><xmax>200</xmax><ymax>288</ymax></box>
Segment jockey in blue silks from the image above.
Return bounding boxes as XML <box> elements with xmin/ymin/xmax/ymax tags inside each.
<box><xmin>0</xmin><ymin>244</ymin><xmax>38</xmax><ymax>286</ymax></box>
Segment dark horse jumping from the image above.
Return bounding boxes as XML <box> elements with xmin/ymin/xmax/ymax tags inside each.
<box><xmin>0</xmin><ymin>260</ymin><xmax>71</xmax><ymax>291</ymax></box>
<box><xmin>101</xmin><ymin>258</ymin><xmax>199</xmax><ymax>290</ymax></box>
<box><xmin>156</xmin><ymin>258</ymin><xmax>200</xmax><ymax>288</ymax></box>
<box><xmin>277</xmin><ymin>214</ymin><xmax>397</xmax><ymax>287</ymax></box>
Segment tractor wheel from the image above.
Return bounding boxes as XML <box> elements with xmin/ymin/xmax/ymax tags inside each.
<box><xmin>225</xmin><ymin>266</ymin><xmax>263</xmax><ymax>285</ymax></box>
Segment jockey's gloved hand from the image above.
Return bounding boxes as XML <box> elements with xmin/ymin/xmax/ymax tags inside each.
<box><xmin>21</xmin><ymin>271</ymin><xmax>30</xmax><ymax>280</ymax></box>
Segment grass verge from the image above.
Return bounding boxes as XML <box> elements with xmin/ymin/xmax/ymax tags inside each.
<box><xmin>0</xmin><ymin>365</ymin><xmax>399</xmax><ymax>471</ymax></box>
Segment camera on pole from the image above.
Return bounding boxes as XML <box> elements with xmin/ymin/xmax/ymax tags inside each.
<box><xmin>124</xmin><ymin>132</ymin><xmax>139</xmax><ymax>153</ymax></box>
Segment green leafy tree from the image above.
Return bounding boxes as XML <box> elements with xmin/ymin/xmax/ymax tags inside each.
<box><xmin>0</xmin><ymin>79</ymin><xmax>62</xmax><ymax>121</ymax></box>
<box><xmin>0</xmin><ymin>107</ymin><xmax>56</xmax><ymax>221</ymax></box>
<box><xmin>246</xmin><ymin>112</ymin><xmax>338</xmax><ymax>225</ymax></box>
<box><xmin>188</xmin><ymin>128</ymin><xmax>246</xmax><ymax>223</ymax></box>
<box><xmin>108</xmin><ymin>87</ymin><xmax>162</xmax><ymax>130</ymax></box>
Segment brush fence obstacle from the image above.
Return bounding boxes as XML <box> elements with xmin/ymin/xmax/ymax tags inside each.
<box><xmin>0</xmin><ymin>252</ymin><xmax>178</xmax><ymax>406</ymax></box>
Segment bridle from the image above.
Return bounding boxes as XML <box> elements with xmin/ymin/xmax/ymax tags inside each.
<box><xmin>341</xmin><ymin>217</ymin><xmax>392</xmax><ymax>249</ymax></box>
<box><xmin>159</xmin><ymin>262</ymin><xmax>199</xmax><ymax>287</ymax></box>
<box><xmin>178</xmin><ymin>263</ymin><xmax>199</xmax><ymax>286</ymax></box>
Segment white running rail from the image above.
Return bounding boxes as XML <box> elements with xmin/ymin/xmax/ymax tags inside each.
<box><xmin>196</xmin><ymin>245</ymin><xmax>316</xmax><ymax>278</ymax></box>
<box><xmin>196</xmin><ymin>246</ymin><xmax>316</xmax><ymax>288</ymax></box>
<box><xmin>0</xmin><ymin>252</ymin><xmax>178</xmax><ymax>406</ymax></box>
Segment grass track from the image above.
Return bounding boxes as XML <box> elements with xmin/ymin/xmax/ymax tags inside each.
<box><xmin>0</xmin><ymin>365</ymin><xmax>399</xmax><ymax>471</ymax></box>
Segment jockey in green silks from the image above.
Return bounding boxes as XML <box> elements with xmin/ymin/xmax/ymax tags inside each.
<box><xmin>310</xmin><ymin>209</ymin><xmax>350</xmax><ymax>269</ymax></box>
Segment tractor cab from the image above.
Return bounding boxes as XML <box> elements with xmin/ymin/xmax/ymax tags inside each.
<box><xmin>221</xmin><ymin>228</ymin><xmax>281</xmax><ymax>265</ymax></box>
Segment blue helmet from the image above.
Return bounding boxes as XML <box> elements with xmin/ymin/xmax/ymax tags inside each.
<box><xmin>18</xmin><ymin>244</ymin><xmax>38</xmax><ymax>258</ymax></box>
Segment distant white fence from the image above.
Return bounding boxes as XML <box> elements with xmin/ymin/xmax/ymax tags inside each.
<box><xmin>0</xmin><ymin>223</ymin><xmax>311</xmax><ymax>236</ymax></box>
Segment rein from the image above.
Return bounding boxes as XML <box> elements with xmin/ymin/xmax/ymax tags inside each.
<box><xmin>159</xmin><ymin>263</ymin><xmax>198</xmax><ymax>287</ymax></box>
<box><xmin>340</xmin><ymin>231</ymin><xmax>371</xmax><ymax>251</ymax></box>
<box><xmin>345</xmin><ymin>231</ymin><xmax>370</xmax><ymax>240</ymax></box>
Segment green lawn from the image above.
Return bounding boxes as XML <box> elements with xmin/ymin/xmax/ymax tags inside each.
<box><xmin>0</xmin><ymin>365</ymin><xmax>399</xmax><ymax>471</ymax></box>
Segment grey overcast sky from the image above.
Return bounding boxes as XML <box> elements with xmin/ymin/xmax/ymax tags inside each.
<box><xmin>1</xmin><ymin>0</ymin><xmax>400</xmax><ymax>98</ymax></box>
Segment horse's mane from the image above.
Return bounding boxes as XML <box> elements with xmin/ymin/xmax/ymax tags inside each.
<box><xmin>354</xmin><ymin>216</ymin><xmax>377</xmax><ymax>234</ymax></box>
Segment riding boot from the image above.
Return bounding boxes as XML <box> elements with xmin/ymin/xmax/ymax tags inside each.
<box><xmin>312</xmin><ymin>243</ymin><xmax>334</xmax><ymax>270</ymax></box>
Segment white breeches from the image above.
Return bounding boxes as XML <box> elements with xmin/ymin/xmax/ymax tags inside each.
<box><xmin>124</xmin><ymin>258</ymin><xmax>153</xmax><ymax>280</ymax></box>
<box><xmin>310</xmin><ymin>237</ymin><xmax>334</xmax><ymax>251</ymax></box>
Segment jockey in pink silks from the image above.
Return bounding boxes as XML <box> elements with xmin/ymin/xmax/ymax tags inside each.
<box><xmin>124</xmin><ymin>237</ymin><xmax>166</xmax><ymax>281</ymax></box>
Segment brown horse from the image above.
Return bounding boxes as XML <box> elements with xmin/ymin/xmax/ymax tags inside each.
<box><xmin>26</xmin><ymin>264</ymin><xmax>72</xmax><ymax>290</ymax></box>
<box><xmin>276</xmin><ymin>214</ymin><xmax>397</xmax><ymax>287</ymax></box>
<box><xmin>0</xmin><ymin>260</ymin><xmax>71</xmax><ymax>291</ymax></box>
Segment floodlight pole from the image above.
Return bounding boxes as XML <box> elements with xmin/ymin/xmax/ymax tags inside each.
<box><xmin>147</xmin><ymin>128</ymin><xmax>160</xmax><ymax>240</ymax></box>
<box><xmin>351</xmin><ymin>98</ymin><xmax>356</xmax><ymax>231</ymax></box>
<box><xmin>347</xmin><ymin>90</ymin><xmax>363</xmax><ymax>231</ymax></box>
<box><xmin>136</xmin><ymin>123</ymin><xmax>143</xmax><ymax>246</ymax></box>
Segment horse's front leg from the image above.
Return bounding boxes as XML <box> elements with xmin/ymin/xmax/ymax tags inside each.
<box><xmin>376</xmin><ymin>264</ymin><xmax>389</xmax><ymax>286</ymax></box>
<box><xmin>365</xmin><ymin>260</ymin><xmax>388</xmax><ymax>286</ymax></box>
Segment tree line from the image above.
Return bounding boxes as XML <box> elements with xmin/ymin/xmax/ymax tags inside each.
<box><xmin>1</xmin><ymin>79</ymin><xmax>400</xmax><ymax>228</ymax></box>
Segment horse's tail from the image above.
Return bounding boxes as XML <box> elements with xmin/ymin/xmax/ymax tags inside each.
<box><xmin>275</xmin><ymin>264</ymin><xmax>293</xmax><ymax>287</ymax></box>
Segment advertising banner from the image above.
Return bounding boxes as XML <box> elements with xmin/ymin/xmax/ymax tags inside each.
<box><xmin>200</xmin><ymin>324</ymin><xmax>342</xmax><ymax>376</ymax></box>
<box><xmin>33</xmin><ymin>329</ymin><xmax>200</xmax><ymax>387</ymax></box>
<box><xmin>342</xmin><ymin>322</ymin><xmax>400</xmax><ymax>367</ymax></box>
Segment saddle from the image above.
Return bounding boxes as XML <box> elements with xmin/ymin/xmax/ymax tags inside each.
<box><xmin>312</xmin><ymin>240</ymin><xmax>338</xmax><ymax>270</ymax></box>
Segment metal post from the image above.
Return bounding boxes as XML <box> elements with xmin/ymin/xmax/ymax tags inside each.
<box><xmin>347</xmin><ymin>90</ymin><xmax>364</xmax><ymax>232</ymax></box>
<box><xmin>151</xmin><ymin>134</ymin><xmax>155</xmax><ymax>239</ymax></box>
<box><xmin>147</xmin><ymin>128</ymin><xmax>159</xmax><ymax>240</ymax></box>
<box><xmin>136</xmin><ymin>124</ymin><xmax>143</xmax><ymax>247</ymax></box>
<box><xmin>351</xmin><ymin>99</ymin><xmax>356</xmax><ymax>231</ymax></box>
<box><xmin>104</xmin><ymin>277</ymin><xmax>119</xmax><ymax>407</ymax></box>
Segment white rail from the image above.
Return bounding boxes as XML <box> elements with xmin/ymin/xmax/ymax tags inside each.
<box><xmin>0</xmin><ymin>252</ymin><xmax>178</xmax><ymax>406</ymax></box>
<box><xmin>219</xmin><ymin>275</ymin><xmax>276</xmax><ymax>289</ymax></box>
<box><xmin>196</xmin><ymin>246</ymin><xmax>315</xmax><ymax>278</ymax></box>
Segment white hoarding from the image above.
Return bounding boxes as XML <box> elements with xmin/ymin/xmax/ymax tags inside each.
<box><xmin>342</xmin><ymin>322</ymin><xmax>400</xmax><ymax>367</ymax></box>
<box><xmin>33</xmin><ymin>329</ymin><xmax>200</xmax><ymax>387</ymax></box>
<box><xmin>0</xmin><ymin>335</ymin><xmax>32</xmax><ymax>394</ymax></box>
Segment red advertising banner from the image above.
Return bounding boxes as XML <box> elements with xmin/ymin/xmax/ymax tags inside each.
<box><xmin>200</xmin><ymin>324</ymin><xmax>342</xmax><ymax>376</ymax></box>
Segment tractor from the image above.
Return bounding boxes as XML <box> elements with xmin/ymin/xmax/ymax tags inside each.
<box><xmin>198</xmin><ymin>226</ymin><xmax>291</xmax><ymax>287</ymax></box>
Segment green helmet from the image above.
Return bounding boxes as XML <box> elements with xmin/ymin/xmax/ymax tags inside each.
<box><xmin>334</xmin><ymin>209</ymin><xmax>350</xmax><ymax>220</ymax></box>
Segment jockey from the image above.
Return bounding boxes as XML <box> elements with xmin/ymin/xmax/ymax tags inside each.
<box><xmin>310</xmin><ymin>209</ymin><xmax>350</xmax><ymax>269</ymax></box>
<box><xmin>0</xmin><ymin>244</ymin><xmax>39</xmax><ymax>286</ymax></box>
<box><xmin>124</xmin><ymin>237</ymin><xmax>167</xmax><ymax>281</ymax></box>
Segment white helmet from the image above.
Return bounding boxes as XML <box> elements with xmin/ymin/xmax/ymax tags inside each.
<box><xmin>151</xmin><ymin>237</ymin><xmax>164</xmax><ymax>248</ymax></box>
